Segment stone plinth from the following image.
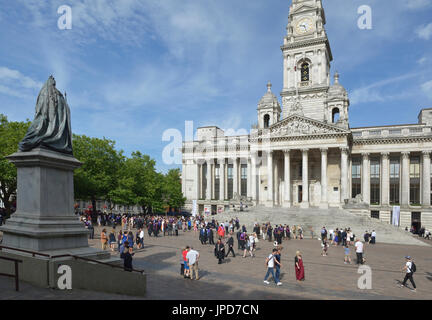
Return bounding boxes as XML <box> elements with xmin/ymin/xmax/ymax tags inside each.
<box><xmin>0</xmin><ymin>148</ymin><xmax>91</xmax><ymax>252</ymax></box>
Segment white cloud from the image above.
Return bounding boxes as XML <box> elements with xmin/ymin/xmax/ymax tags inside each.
<box><xmin>418</xmin><ymin>57</ymin><xmax>428</xmax><ymax>64</ymax></box>
<box><xmin>421</xmin><ymin>80</ymin><xmax>432</xmax><ymax>100</ymax></box>
<box><xmin>350</xmin><ymin>73</ymin><xmax>420</xmax><ymax>105</ymax></box>
<box><xmin>416</xmin><ymin>23</ymin><xmax>432</xmax><ymax>40</ymax></box>
<box><xmin>405</xmin><ymin>0</ymin><xmax>432</xmax><ymax>9</ymax></box>
<box><xmin>0</xmin><ymin>67</ymin><xmax>42</xmax><ymax>89</ymax></box>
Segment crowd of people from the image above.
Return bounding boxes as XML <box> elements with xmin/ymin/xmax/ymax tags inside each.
<box><xmin>73</xmin><ymin>210</ymin><xmax>421</xmax><ymax>291</ymax></box>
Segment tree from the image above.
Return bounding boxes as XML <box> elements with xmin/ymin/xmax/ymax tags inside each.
<box><xmin>162</xmin><ymin>168</ymin><xmax>186</xmax><ymax>212</ymax></box>
<box><xmin>72</xmin><ymin>134</ymin><xmax>124</xmax><ymax>217</ymax></box>
<box><xmin>0</xmin><ymin>114</ymin><xmax>31</xmax><ymax>217</ymax></box>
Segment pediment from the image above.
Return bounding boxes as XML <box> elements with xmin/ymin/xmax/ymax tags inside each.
<box><xmin>265</xmin><ymin>115</ymin><xmax>349</xmax><ymax>138</ymax></box>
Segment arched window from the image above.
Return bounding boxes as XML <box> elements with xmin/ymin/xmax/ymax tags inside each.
<box><xmin>301</xmin><ymin>62</ymin><xmax>309</xmax><ymax>82</ymax></box>
<box><xmin>332</xmin><ymin>108</ymin><xmax>340</xmax><ymax>123</ymax></box>
<box><xmin>264</xmin><ymin>114</ymin><xmax>270</xmax><ymax>128</ymax></box>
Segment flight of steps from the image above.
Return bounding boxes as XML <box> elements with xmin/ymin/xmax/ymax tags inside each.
<box><xmin>216</xmin><ymin>206</ymin><xmax>429</xmax><ymax>247</ymax></box>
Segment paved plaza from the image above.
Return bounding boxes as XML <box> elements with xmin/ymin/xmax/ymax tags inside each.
<box><xmin>1</xmin><ymin>225</ymin><xmax>431</xmax><ymax>300</ymax></box>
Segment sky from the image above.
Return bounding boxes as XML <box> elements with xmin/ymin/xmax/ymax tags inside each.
<box><xmin>0</xmin><ymin>0</ymin><xmax>432</xmax><ymax>172</ymax></box>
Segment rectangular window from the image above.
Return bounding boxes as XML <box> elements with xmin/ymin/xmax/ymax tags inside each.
<box><xmin>227</xmin><ymin>165</ymin><xmax>233</xmax><ymax>200</ymax></box>
<box><xmin>215</xmin><ymin>165</ymin><xmax>220</xmax><ymax>200</ymax></box>
<box><xmin>352</xmin><ymin>161</ymin><xmax>361</xmax><ymax>179</ymax></box>
<box><xmin>371</xmin><ymin>211</ymin><xmax>379</xmax><ymax>219</ymax></box>
<box><xmin>351</xmin><ymin>158</ymin><xmax>361</xmax><ymax>198</ymax></box>
<box><xmin>241</xmin><ymin>165</ymin><xmax>247</xmax><ymax>197</ymax></box>
<box><xmin>390</xmin><ymin>158</ymin><xmax>400</xmax><ymax>205</ymax></box>
<box><xmin>390</xmin><ymin>160</ymin><xmax>400</xmax><ymax>178</ymax></box>
<box><xmin>410</xmin><ymin>157</ymin><xmax>420</xmax><ymax>205</ymax></box>
<box><xmin>410</xmin><ymin>157</ymin><xmax>420</xmax><ymax>178</ymax></box>
<box><xmin>370</xmin><ymin>159</ymin><xmax>380</xmax><ymax>204</ymax></box>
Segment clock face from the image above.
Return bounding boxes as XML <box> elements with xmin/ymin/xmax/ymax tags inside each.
<box><xmin>296</xmin><ymin>17</ymin><xmax>314</xmax><ymax>34</ymax></box>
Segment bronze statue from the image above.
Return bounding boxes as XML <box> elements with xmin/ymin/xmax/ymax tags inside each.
<box><xmin>19</xmin><ymin>75</ymin><xmax>73</xmax><ymax>155</ymax></box>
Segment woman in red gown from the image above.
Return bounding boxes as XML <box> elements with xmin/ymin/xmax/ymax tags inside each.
<box><xmin>295</xmin><ymin>250</ymin><xmax>305</xmax><ymax>281</ymax></box>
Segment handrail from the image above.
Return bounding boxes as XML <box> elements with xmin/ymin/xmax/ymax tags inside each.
<box><xmin>0</xmin><ymin>256</ymin><xmax>22</xmax><ymax>291</ymax></box>
<box><xmin>50</xmin><ymin>254</ymin><xmax>145</xmax><ymax>274</ymax></box>
<box><xmin>0</xmin><ymin>245</ymin><xmax>50</xmax><ymax>258</ymax></box>
<box><xmin>0</xmin><ymin>245</ymin><xmax>144</xmax><ymax>274</ymax></box>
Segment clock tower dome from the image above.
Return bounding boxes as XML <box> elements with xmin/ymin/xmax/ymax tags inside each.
<box><xmin>281</xmin><ymin>0</ymin><xmax>333</xmax><ymax>121</ymax></box>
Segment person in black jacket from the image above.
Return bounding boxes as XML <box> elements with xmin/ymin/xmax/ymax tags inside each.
<box><xmin>120</xmin><ymin>241</ymin><xmax>134</xmax><ymax>272</ymax></box>
<box><xmin>208</xmin><ymin>227</ymin><xmax>215</xmax><ymax>245</ymax></box>
<box><xmin>225</xmin><ymin>234</ymin><xmax>236</xmax><ymax>258</ymax></box>
<box><xmin>214</xmin><ymin>239</ymin><xmax>225</xmax><ymax>264</ymax></box>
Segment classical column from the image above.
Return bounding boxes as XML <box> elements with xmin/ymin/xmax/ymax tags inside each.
<box><xmin>197</xmin><ymin>161</ymin><xmax>202</xmax><ymax>199</ymax></box>
<box><xmin>381</xmin><ymin>152</ymin><xmax>390</xmax><ymax>206</ymax></box>
<box><xmin>422</xmin><ymin>151</ymin><xmax>431</xmax><ymax>207</ymax></box>
<box><xmin>251</xmin><ymin>152</ymin><xmax>257</xmax><ymax>202</ymax></box>
<box><xmin>362</xmin><ymin>153</ymin><xmax>370</xmax><ymax>204</ymax></box>
<box><xmin>181</xmin><ymin>160</ymin><xmax>186</xmax><ymax>196</ymax></box>
<box><xmin>206</xmin><ymin>159</ymin><xmax>212</xmax><ymax>200</ymax></box>
<box><xmin>267</xmin><ymin>150</ymin><xmax>274</xmax><ymax>206</ymax></box>
<box><xmin>219</xmin><ymin>158</ymin><xmax>225</xmax><ymax>201</ymax></box>
<box><xmin>247</xmin><ymin>158</ymin><xmax>252</xmax><ymax>199</ymax></box>
<box><xmin>301</xmin><ymin>149</ymin><xmax>309</xmax><ymax>208</ymax></box>
<box><xmin>211</xmin><ymin>161</ymin><xmax>216</xmax><ymax>200</ymax></box>
<box><xmin>401</xmin><ymin>152</ymin><xmax>410</xmax><ymax>207</ymax></box>
<box><xmin>232</xmin><ymin>157</ymin><xmax>239</xmax><ymax>198</ymax></box>
<box><xmin>320</xmin><ymin>148</ymin><xmax>328</xmax><ymax>208</ymax></box>
<box><xmin>283</xmin><ymin>149</ymin><xmax>291</xmax><ymax>207</ymax></box>
<box><xmin>340</xmin><ymin>147</ymin><xmax>349</xmax><ymax>203</ymax></box>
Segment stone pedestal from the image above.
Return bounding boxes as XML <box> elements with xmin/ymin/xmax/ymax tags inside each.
<box><xmin>0</xmin><ymin>148</ymin><xmax>103</xmax><ymax>256</ymax></box>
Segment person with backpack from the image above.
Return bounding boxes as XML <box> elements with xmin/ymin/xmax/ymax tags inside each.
<box><xmin>401</xmin><ymin>256</ymin><xmax>416</xmax><ymax>291</ymax></box>
<box><xmin>264</xmin><ymin>248</ymin><xmax>282</xmax><ymax>286</ymax></box>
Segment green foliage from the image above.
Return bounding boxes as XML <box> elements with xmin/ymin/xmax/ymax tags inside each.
<box><xmin>0</xmin><ymin>121</ymin><xmax>185</xmax><ymax>216</ymax></box>
<box><xmin>72</xmin><ymin>134</ymin><xmax>124</xmax><ymax>208</ymax></box>
<box><xmin>72</xmin><ymin>138</ymin><xmax>185</xmax><ymax>214</ymax></box>
<box><xmin>0</xmin><ymin>114</ymin><xmax>31</xmax><ymax>216</ymax></box>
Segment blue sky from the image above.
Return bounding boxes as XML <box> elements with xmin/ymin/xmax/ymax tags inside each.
<box><xmin>0</xmin><ymin>0</ymin><xmax>432</xmax><ymax>172</ymax></box>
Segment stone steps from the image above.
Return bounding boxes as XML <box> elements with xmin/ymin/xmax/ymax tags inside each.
<box><xmin>216</xmin><ymin>207</ymin><xmax>429</xmax><ymax>246</ymax></box>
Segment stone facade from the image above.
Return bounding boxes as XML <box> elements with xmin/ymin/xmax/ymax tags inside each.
<box><xmin>181</xmin><ymin>0</ymin><xmax>432</xmax><ymax>232</ymax></box>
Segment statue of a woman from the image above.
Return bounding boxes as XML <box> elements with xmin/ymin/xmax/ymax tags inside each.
<box><xmin>19</xmin><ymin>75</ymin><xmax>73</xmax><ymax>155</ymax></box>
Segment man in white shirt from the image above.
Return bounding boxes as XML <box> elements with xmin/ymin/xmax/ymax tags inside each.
<box><xmin>355</xmin><ymin>239</ymin><xmax>364</xmax><ymax>265</ymax></box>
<box><xmin>263</xmin><ymin>248</ymin><xmax>281</xmax><ymax>285</ymax></box>
<box><xmin>401</xmin><ymin>256</ymin><xmax>416</xmax><ymax>291</ymax></box>
<box><xmin>186</xmin><ymin>247</ymin><xmax>200</xmax><ymax>280</ymax></box>
<box><xmin>371</xmin><ymin>230</ymin><xmax>376</xmax><ymax>244</ymax></box>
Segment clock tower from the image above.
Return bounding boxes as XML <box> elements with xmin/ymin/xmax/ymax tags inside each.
<box><xmin>281</xmin><ymin>0</ymin><xmax>333</xmax><ymax>122</ymax></box>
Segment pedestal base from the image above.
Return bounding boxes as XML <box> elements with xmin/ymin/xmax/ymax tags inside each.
<box><xmin>0</xmin><ymin>148</ymin><xmax>94</xmax><ymax>254</ymax></box>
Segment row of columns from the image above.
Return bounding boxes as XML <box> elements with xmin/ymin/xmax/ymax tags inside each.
<box><xmin>196</xmin><ymin>147</ymin><xmax>351</xmax><ymax>206</ymax></box>
<box><xmin>360</xmin><ymin>151</ymin><xmax>431</xmax><ymax>207</ymax></box>
<box><xmin>198</xmin><ymin>158</ymin><xmax>252</xmax><ymax>201</ymax></box>
<box><xmin>265</xmin><ymin>147</ymin><xmax>349</xmax><ymax>207</ymax></box>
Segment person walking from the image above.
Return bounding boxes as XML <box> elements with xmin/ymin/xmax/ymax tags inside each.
<box><xmin>370</xmin><ymin>230</ymin><xmax>376</xmax><ymax>244</ymax></box>
<box><xmin>101</xmin><ymin>229</ymin><xmax>108</xmax><ymax>250</ymax></box>
<box><xmin>344</xmin><ymin>245</ymin><xmax>351</xmax><ymax>264</ymax></box>
<box><xmin>187</xmin><ymin>247</ymin><xmax>200</xmax><ymax>280</ymax></box>
<box><xmin>400</xmin><ymin>256</ymin><xmax>416</xmax><ymax>291</ymax></box>
<box><xmin>355</xmin><ymin>239</ymin><xmax>364</xmax><ymax>264</ymax></box>
<box><xmin>274</xmin><ymin>247</ymin><xmax>283</xmax><ymax>286</ymax></box>
<box><xmin>137</xmin><ymin>227</ymin><xmax>144</xmax><ymax>249</ymax></box>
<box><xmin>295</xmin><ymin>251</ymin><xmax>305</xmax><ymax>282</ymax></box>
<box><xmin>215</xmin><ymin>239</ymin><xmax>225</xmax><ymax>264</ymax></box>
<box><xmin>264</xmin><ymin>248</ymin><xmax>281</xmax><ymax>286</ymax></box>
<box><xmin>120</xmin><ymin>241</ymin><xmax>134</xmax><ymax>272</ymax></box>
<box><xmin>182</xmin><ymin>246</ymin><xmax>190</xmax><ymax>278</ymax></box>
<box><xmin>109</xmin><ymin>229</ymin><xmax>116</xmax><ymax>252</ymax></box>
<box><xmin>225</xmin><ymin>233</ymin><xmax>236</xmax><ymax>258</ymax></box>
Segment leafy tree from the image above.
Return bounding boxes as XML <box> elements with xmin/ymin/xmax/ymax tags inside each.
<box><xmin>0</xmin><ymin>114</ymin><xmax>31</xmax><ymax>217</ymax></box>
<box><xmin>72</xmin><ymin>134</ymin><xmax>124</xmax><ymax>216</ymax></box>
<box><xmin>162</xmin><ymin>168</ymin><xmax>186</xmax><ymax>211</ymax></box>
